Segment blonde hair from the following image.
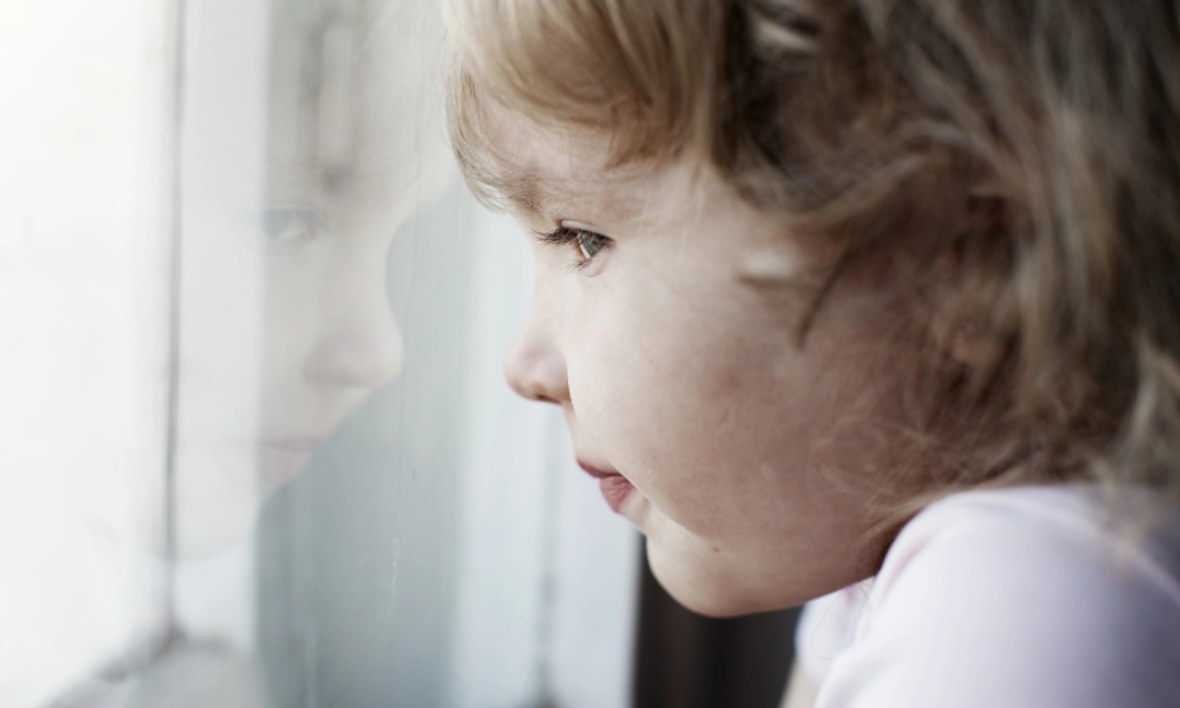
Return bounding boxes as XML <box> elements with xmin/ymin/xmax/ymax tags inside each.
<box><xmin>446</xmin><ymin>0</ymin><xmax>1180</xmax><ymax>527</ymax></box>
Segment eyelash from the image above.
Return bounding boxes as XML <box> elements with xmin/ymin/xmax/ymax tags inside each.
<box><xmin>535</xmin><ymin>226</ymin><xmax>613</xmax><ymax>272</ymax></box>
<box><xmin>258</xmin><ymin>205</ymin><xmax>328</xmax><ymax>250</ymax></box>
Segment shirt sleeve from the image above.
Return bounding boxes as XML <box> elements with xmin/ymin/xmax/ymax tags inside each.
<box><xmin>813</xmin><ymin>490</ymin><xmax>1180</xmax><ymax>708</ymax></box>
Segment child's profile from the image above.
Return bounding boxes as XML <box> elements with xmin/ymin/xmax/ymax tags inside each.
<box><xmin>444</xmin><ymin>0</ymin><xmax>1180</xmax><ymax>705</ymax></box>
<box><xmin>168</xmin><ymin>0</ymin><xmax>447</xmax><ymax>556</ymax></box>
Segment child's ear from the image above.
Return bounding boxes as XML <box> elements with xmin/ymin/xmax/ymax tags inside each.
<box><xmin>929</xmin><ymin>187</ymin><xmax>1014</xmax><ymax>372</ymax></box>
<box><xmin>928</xmin><ymin>274</ymin><xmax>1006</xmax><ymax>378</ymax></box>
<box><xmin>945</xmin><ymin>310</ymin><xmax>1005</xmax><ymax>370</ymax></box>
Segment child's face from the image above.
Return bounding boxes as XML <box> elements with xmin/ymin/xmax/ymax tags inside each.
<box><xmin>496</xmin><ymin>118</ymin><xmax>912</xmax><ymax>615</ymax></box>
<box><xmin>168</xmin><ymin>3</ymin><xmax>448</xmax><ymax>556</ymax></box>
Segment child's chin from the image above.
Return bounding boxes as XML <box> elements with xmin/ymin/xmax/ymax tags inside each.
<box><xmin>645</xmin><ymin>540</ymin><xmax>765</xmax><ymax>619</ymax></box>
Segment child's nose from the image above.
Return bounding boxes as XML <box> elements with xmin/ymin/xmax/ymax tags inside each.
<box><xmin>503</xmin><ymin>313</ymin><xmax>569</xmax><ymax>404</ymax></box>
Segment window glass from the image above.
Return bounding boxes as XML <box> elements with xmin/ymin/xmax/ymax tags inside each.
<box><xmin>4</xmin><ymin>1</ymin><xmax>638</xmax><ymax>706</ymax></box>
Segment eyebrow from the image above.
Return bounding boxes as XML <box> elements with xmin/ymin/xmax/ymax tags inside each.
<box><xmin>492</xmin><ymin>166</ymin><xmax>647</xmax><ymax>227</ymax></box>
<box><xmin>496</xmin><ymin>170</ymin><xmax>546</xmax><ymax>214</ymax></box>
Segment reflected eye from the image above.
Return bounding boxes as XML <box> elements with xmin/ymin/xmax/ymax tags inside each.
<box><xmin>536</xmin><ymin>225</ymin><xmax>613</xmax><ymax>271</ymax></box>
<box><xmin>257</xmin><ymin>206</ymin><xmax>326</xmax><ymax>248</ymax></box>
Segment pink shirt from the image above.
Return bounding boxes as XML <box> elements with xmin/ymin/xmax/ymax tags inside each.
<box><xmin>798</xmin><ymin>485</ymin><xmax>1180</xmax><ymax>707</ymax></box>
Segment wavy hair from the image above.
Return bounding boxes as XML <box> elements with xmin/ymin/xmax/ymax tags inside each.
<box><xmin>446</xmin><ymin>0</ymin><xmax>1180</xmax><ymax>529</ymax></box>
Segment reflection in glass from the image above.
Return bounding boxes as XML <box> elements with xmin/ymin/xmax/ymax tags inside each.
<box><xmin>126</xmin><ymin>1</ymin><xmax>453</xmax><ymax>705</ymax></box>
<box><xmin>7</xmin><ymin>1</ymin><xmax>638</xmax><ymax>705</ymax></box>
<box><xmin>174</xmin><ymin>0</ymin><xmax>447</xmax><ymax>557</ymax></box>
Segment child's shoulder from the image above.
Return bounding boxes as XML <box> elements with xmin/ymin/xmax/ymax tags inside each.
<box><xmin>869</xmin><ymin>484</ymin><xmax>1180</xmax><ymax>641</ymax></box>
<box><xmin>879</xmin><ymin>484</ymin><xmax>1180</xmax><ymax>598</ymax></box>
<box><xmin>804</xmin><ymin>485</ymin><xmax>1180</xmax><ymax>707</ymax></box>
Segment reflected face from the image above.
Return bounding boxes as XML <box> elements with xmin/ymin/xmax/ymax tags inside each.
<box><xmin>498</xmin><ymin>119</ymin><xmax>913</xmax><ymax>616</ymax></box>
<box><xmin>175</xmin><ymin>122</ymin><xmax>408</xmax><ymax>556</ymax></box>
<box><xmin>172</xmin><ymin>3</ymin><xmax>445</xmax><ymax>555</ymax></box>
<box><xmin>246</xmin><ymin>170</ymin><xmax>409</xmax><ymax>488</ymax></box>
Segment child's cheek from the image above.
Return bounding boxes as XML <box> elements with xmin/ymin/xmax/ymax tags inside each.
<box><xmin>710</xmin><ymin>368</ymin><xmax>748</xmax><ymax>398</ymax></box>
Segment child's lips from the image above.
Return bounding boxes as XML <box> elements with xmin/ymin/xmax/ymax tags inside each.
<box><xmin>577</xmin><ymin>460</ymin><xmax>636</xmax><ymax>513</ymax></box>
<box><xmin>254</xmin><ymin>433</ymin><xmax>328</xmax><ymax>486</ymax></box>
<box><xmin>576</xmin><ymin>459</ymin><xmax>622</xmax><ymax>481</ymax></box>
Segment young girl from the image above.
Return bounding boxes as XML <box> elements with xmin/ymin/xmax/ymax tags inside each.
<box><xmin>444</xmin><ymin>1</ymin><xmax>1180</xmax><ymax>705</ymax></box>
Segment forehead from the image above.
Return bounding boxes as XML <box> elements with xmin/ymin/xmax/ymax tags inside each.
<box><xmin>482</xmin><ymin>110</ymin><xmax>681</xmax><ymax>224</ymax></box>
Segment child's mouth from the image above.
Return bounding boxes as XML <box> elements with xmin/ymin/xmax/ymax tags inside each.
<box><xmin>597</xmin><ymin>475</ymin><xmax>636</xmax><ymax>513</ymax></box>
<box><xmin>577</xmin><ymin>460</ymin><xmax>636</xmax><ymax>513</ymax></box>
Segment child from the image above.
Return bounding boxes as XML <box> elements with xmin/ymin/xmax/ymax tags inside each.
<box><xmin>444</xmin><ymin>1</ymin><xmax>1180</xmax><ymax>705</ymax></box>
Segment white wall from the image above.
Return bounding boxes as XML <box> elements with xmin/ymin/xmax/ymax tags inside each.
<box><xmin>0</xmin><ymin>1</ymin><xmax>178</xmax><ymax>704</ymax></box>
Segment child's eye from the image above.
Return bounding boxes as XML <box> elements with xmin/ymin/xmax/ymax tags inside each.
<box><xmin>573</xmin><ymin>229</ymin><xmax>610</xmax><ymax>261</ymax></box>
<box><xmin>257</xmin><ymin>206</ymin><xmax>328</xmax><ymax>248</ymax></box>
<box><xmin>536</xmin><ymin>225</ymin><xmax>613</xmax><ymax>271</ymax></box>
